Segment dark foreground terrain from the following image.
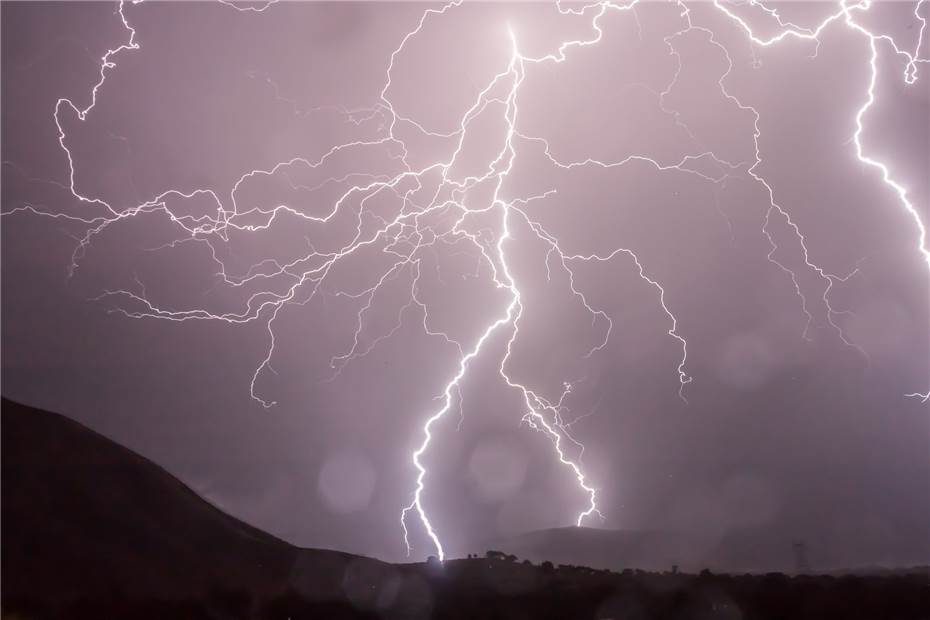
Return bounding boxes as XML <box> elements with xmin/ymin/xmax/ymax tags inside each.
<box><xmin>2</xmin><ymin>398</ymin><xmax>928</xmax><ymax>620</ymax></box>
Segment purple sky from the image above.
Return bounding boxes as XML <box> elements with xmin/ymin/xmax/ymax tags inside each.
<box><xmin>2</xmin><ymin>1</ymin><xmax>928</xmax><ymax>568</ymax></box>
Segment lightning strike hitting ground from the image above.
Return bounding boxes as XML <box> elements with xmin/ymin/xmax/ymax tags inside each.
<box><xmin>4</xmin><ymin>0</ymin><xmax>928</xmax><ymax>560</ymax></box>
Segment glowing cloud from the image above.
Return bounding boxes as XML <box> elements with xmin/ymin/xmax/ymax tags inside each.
<box><xmin>5</xmin><ymin>0</ymin><xmax>928</xmax><ymax>560</ymax></box>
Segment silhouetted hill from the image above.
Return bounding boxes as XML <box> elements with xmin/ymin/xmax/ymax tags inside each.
<box><xmin>3</xmin><ymin>397</ymin><xmax>927</xmax><ymax>620</ymax></box>
<box><xmin>0</xmin><ymin>397</ymin><xmax>387</xmax><ymax>609</ymax></box>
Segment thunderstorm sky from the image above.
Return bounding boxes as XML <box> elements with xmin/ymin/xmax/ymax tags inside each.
<box><xmin>2</xmin><ymin>1</ymin><xmax>928</xmax><ymax>567</ymax></box>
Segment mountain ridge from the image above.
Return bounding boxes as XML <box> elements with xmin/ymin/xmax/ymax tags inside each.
<box><xmin>0</xmin><ymin>396</ymin><xmax>386</xmax><ymax>607</ymax></box>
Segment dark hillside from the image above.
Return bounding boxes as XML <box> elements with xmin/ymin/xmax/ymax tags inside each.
<box><xmin>3</xmin><ymin>397</ymin><xmax>927</xmax><ymax>620</ymax></box>
<box><xmin>1</xmin><ymin>397</ymin><xmax>297</xmax><ymax>602</ymax></box>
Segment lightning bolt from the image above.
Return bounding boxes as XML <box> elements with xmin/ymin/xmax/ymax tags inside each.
<box><xmin>4</xmin><ymin>0</ymin><xmax>928</xmax><ymax>563</ymax></box>
<box><xmin>710</xmin><ymin>0</ymin><xmax>929</xmax><ymax>395</ymax></box>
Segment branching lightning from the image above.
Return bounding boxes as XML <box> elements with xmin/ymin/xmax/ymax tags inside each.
<box><xmin>4</xmin><ymin>0</ymin><xmax>928</xmax><ymax>560</ymax></box>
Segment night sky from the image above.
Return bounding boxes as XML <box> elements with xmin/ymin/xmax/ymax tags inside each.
<box><xmin>2</xmin><ymin>1</ymin><xmax>928</xmax><ymax>568</ymax></box>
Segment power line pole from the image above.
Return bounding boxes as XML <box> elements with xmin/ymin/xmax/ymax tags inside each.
<box><xmin>792</xmin><ymin>541</ymin><xmax>810</xmax><ymax>574</ymax></box>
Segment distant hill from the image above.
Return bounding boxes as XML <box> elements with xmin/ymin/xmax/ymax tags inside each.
<box><xmin>2</xmin><ymin>398</ymin><xmax>927</xmax><ymax>620</ymax></box>
<box><xmin>0</xmin><ymin>397</ymin><xmax>387</xmax><ymax>607</ymax></box>
<box><xmin>477</xmin><ymin>525</ymin><xmax>801</xmax><ymax>574</ymax></box>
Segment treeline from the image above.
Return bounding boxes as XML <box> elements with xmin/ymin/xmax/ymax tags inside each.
<box><xmin>4</xmin><ymin>560</ymin><xmax>928</xmax><ymax>620</ymax></box>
